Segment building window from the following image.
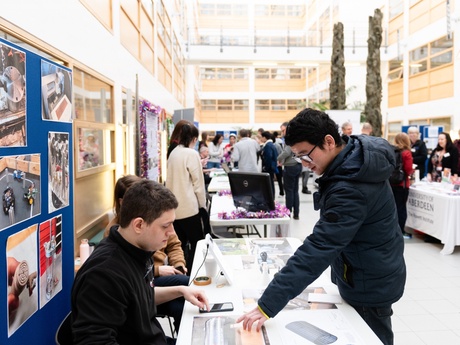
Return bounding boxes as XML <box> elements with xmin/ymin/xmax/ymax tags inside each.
<box><xmin>255</xmin><ymin>99</ymin><xmax>270</xmax><ymax>110</ymax></box>
<box><xmin>73</xmin><ymin>67</ymin><xmax>113</xmax><ymax>123</ymax></box>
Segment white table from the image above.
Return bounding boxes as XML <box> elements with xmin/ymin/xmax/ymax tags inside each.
<box><xmin>209</xmin><ymin>194</ymin><xmax>290</xmax><ymax>237</ymax></box>
<box><xmin>176</xmin><ymin>238</ymin><xmax>383</xmax><ymax>345</ymax></box>
<box><xmin>207</xmin><ymin>174</ymin><xmax>230</xmax><ymax>193</ymax></box>
<box><xmin>406</xmin><ymin>181</ymin><xmax>460</xmax><ymax>254</ymax></box>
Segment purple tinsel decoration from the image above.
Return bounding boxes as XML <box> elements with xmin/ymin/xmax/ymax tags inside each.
<box><xmin>218</xmin><ymin>201</ymin><xmax>290</xmax><ymax>219</ymax></box>
<box><xmin>138</xmin><ymin>99</ymin><xmax>162</xmax><ymax>179</ymax></box>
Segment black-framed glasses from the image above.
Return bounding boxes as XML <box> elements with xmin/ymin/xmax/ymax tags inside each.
<box><xmin>292</xmin><ymin>143</ymin><xmax>318</xmax><ymax>163</ymax></box>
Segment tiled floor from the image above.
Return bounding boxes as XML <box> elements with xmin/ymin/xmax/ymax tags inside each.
<box><xmin>281</xmin><ymin>181</ymin><xmax>460</xmax><ymax>345</ymax></box>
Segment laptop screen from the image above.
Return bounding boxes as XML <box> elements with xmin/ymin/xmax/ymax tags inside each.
<box><xmin>227</xmin><ymin>171</ymin><xmax>275</xmax><ymax>212</ymax></box>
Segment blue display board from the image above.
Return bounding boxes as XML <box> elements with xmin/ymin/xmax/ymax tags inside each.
<box><xmin>0</xmin><ymin>37</ymin><xmax>74</xmax><ymax>344</ymax></box>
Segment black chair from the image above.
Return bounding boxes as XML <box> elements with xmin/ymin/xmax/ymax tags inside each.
<box><xmin>55</xmin><ymin>312</ymin><xmax>73</xmax><ymax>345</ymax></box>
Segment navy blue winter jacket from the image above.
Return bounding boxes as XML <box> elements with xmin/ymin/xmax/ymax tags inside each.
<box><xmin>258</xmin><ymin>135</ymin><xmax>406</xmax><ymax>316</ymax></box>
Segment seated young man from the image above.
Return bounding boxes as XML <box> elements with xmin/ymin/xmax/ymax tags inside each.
<box><xmin>71</xmin><ymin>179</ymin><xmax>209</xmax><ymax>345</ymax></box>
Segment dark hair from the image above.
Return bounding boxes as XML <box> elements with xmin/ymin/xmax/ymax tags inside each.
<box><xmin>261</xmin><ymin>131</ymin><xmax>274</xmax><ymax>141</ymax></box>
<box><xmin>113</xmin><ymin>175</ymin><xmax>142</xmax><ymax>218</ymax></box>
<box><xmin>273</xmin><ymin>131</ymin><xmax>279</xmax><ymax>138</ymax></box>
<box><xmin>169</xmin><ymin>120</ymin><xmax>191</xmax><ymax>145</ymax></box>
<box><xmin>212</xmin><ymin>133</ymin><xmax>223</xmax><ymax>146</ymax></box>
<box><xmin>435</xmin><ymin>131</ymin><xmax>454</xmax><ymax>151</ymax></box>
<box><xmin>284</xmin><ymin>108</ymin><xmax>342</xmax><ymax>149</ymax></box>
<box><xmin>119</xmin><ymin>180</ymin><xmax>178</xmax><ymax>228</ymax></box>
<box><xmin>178</xmin><ymin>122</ymin><xmax>199</xmax><ymax>147</ymax></box>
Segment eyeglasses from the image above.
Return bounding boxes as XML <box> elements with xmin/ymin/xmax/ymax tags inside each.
<box><xmin>292</xmin><ymin>144</ymin><xmax>318</xmax><ymax>163</ymax></box>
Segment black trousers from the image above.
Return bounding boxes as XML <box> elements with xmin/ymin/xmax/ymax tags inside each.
<box><xmin>173</xmin><ymin>213</ymin><xmax>204</xmax><ymax>273</ymax></box>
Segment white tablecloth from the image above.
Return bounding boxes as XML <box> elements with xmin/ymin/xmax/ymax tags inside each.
<box><xmin>406</xmin><ymin>182</ymin><xmax>460</xmax><ymax>254</ymax></box>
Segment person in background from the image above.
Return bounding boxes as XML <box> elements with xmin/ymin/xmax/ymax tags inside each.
<box><xmin>273</xmin><ymin>131</ymin><xmax>284</xmax><ymax>197</ymax></box>
<box><xmin>207</xmin><ymin>134</ymin><xmax>224</xmax><ymax>169</ymax></box>
<box><xmin>166</xmin><ymin>122</ymin><xmax>207</xmax><ymax>273</ymax></box>
<box><xmin>72</xmin><ymin>179</ymin><xmax>209</xmax><ymax>345</ymax></box>
<box><xmin>407</xmin><ymin>126</ymin><xmax>427</xmax><ymax>179</ymax></box>
<box><xmin>390</xmin><ymin>133</ymin><xmax>414</xmax><ymax>239</ymax></box>
<box><xmin>237</xmin><ymin>109</ymin><xmax>406</xmax><ymax>345</ymax></box>
<box><xmin>199</xmin><ymin>146</ymin><xmax>213</xmax><ymax>187</ymax></box>
<box><xmin>282</xmin><ymin>121</ymin><xmax>311</xmax><ymax>195</ymax></box>
<box><xmin>260</xmin><ymin>131</ymin><xmax>279</xmax><ymax>198</ymax></box>
<box><xmin>341</xmin><ymin>121</ymin><xmax>353</xmax><ymax>136</ymax></box>
<box><xmin>427</xmin><ymin>131</ymin><xmax>459</xmax><ymax>183</ymax></box>
<box><xmin>223</xmin><ymin>133</ymin><xmax>236</xmax><ymax>168</ymax></box>
<box><xmin>167</xmin><ymin>119</ymin><xmax>191</xmax><ymax>159</ymax></box>
<box><xmin>104</xmin><ymin>175</ymin><xmax>189</xmax><ymax>331</ymax></box>
<box><xmin>277</xmin><ymin>131</ymin><xmax>302</xmax><ymax>219</ymax></box>
<box><xmin>453</xmin><ymin>129</ymin><xmax>460</xmax><ymax>174</ymax></box>
<box><xmin>198</xmin><ymin>131</ymin><xmax>208</xmax><ymax>150</ymax></box>
<box><xmin>232</xmin><ymin>129</ymin><xmax>260</xmax><ymax>173</ymax></box>
<box><xmin>361</xmin><ymin>122</ymin><xmax>372</xmax><ymax>135</ymax></box>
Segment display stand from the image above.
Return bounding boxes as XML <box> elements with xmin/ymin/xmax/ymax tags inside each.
<box><xmin>0</xmin><ymin>38</ymin><xmax>74</xmax><ymax>345</ymax></box>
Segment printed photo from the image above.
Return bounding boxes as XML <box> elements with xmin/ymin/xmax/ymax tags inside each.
<box><xmin>41</xmin><ymin>60</ymin><xmax>72</xmax><ymax>122</ymax></box>
<box><xmin>0</xmin><ymin>154</ymin><xmax>41</xmax><ymax>231</ymax></box>
<box><xmin>0</xmin><ymin>43</ymin><xmax>26</xmax><ymax>147</ymax></box>
<box><xmin>48</xmin><ymin>132</ymin><xmax>69</xmax><ymax>212</ymax></box>
<box><xmin>6</xmin><ymin>225</ymin><xmax>38</xmax><ymax>337</ymax></box>
<box><xmin>39</xmin><ymin>215</ymin><xmax>63</xmax><ymax>308</ymax></box>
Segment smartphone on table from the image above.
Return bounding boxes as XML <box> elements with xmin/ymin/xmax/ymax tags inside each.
<box><xmin>199</xmin><ymin>302</ymin><xmax>234</xmax><ymax>313</ymax></box>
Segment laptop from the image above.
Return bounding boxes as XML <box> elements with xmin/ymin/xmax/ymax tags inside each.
<box><xmin>221</xmin><ymin>162</ymin><xmax>232</xmax><ymax>174</ymax></box>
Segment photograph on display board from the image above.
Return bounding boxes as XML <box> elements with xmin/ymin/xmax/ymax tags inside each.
<box><xmin>0</xmin><ymin>43</ymin><xmax>27</xmax><ymax>147</ymax></box>
<box><xmin>0</xmin><ymin>154</ymin><xmax>41</xmax><ymax>231</ymax></box>
<box><xmin>41</xmin><ymin>60</ymin><xmax>72</xmax><ymax>122</ymax></box>
<box><xmin>38</xmin><ymin>215</ymin><xmax>62</xmax><ymax>308</ymax></box>
<box><xmin>77</xmin><ymin>127</ymin><xmax>103</xmax><ymax>171</ymax></box>
<box><xmin>48</xmin><ymin>132</ymin><xmax>69</xmax><ymax>212</ymax></box>
<box><xmin>6</xmin><ymin>224</ymin><xmax>38</xmax><ymax>337</ymax></box>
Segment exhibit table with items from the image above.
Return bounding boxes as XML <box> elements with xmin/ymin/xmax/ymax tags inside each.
<box><xmin>207</xmin><ymin>174</ymin><xmax>230</xmax><ymax>193</ymax></box>
<box><xmin>406</xmin><ymin>181</ymin><xmax>460</xmax><ymax>255</ymax></box>
<box><xmin>176</xmin><ymin>237</ymin><xmax>383</xmax><ymax>345</ymax></box>
<box><xmin>209</xmin><ymin>194</ymin><xmax>291</xmax><ymax>238</ymax></box>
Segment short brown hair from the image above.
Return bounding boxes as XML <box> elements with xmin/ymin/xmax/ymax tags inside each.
<box><xmin>119</xmin><ymin>180</ymin><xmax>178</xmax><ymax>227</ymax></box>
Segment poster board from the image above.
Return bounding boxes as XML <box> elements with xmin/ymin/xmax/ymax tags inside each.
<box><xmin>0</xmin><ymin>37</ymin><xmax>74</xmax><ymax>345</ymax></box>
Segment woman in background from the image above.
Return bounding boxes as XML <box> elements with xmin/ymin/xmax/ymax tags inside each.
<box><xmin>104</xmin><ymin>175</ymin><xmax>188</xmax><ymax>331</ymax></box>
<box><xmin>167</xmin><ymin>119</ymin><xmax>190</xmax><ymax>159</ymax></box>
<box><xmin>390</xmin><ymin>133</ymin><xmax>414</xmax><ymax>239</ymax></box>
<box><xmin>166</xmin><ymin>122</ymin><xmax>207</xmax><ymax>273</ymax></box>
<box><xmin>207</xmin><ymin>133</ymin><xmax>224</xmax><ymax>168</ymax></box>
<box><xmin>427</xmin><ymin>132</ymin><xmax>458</xmax><ymax>183</ymax></box>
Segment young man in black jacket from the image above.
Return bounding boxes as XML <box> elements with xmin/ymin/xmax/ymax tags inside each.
<box><xmin>71</xmin><ymin>180</ymin><xmax>209</xmax><ymax>345</ymax></box>
<box><xmin>238</xmin><ymin>109</ymin><xmax>406</xmax><ymax>345</ymax></box>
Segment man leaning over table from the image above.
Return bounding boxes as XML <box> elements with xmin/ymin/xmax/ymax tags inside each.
<box><xmin>71</xmin><ymin>179</ymin><xmax>209</xmax><ymax>345</ymax></box>
<box><xmin>237</xmin><ymin>108</ymin><xmax>406</xmax><ymax>345</ymax></box>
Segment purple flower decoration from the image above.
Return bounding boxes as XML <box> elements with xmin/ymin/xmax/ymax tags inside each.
<box><xmin>218</xmin><ymin>201</ymin><xmax>290</xmax><ymax>219</ymax></box>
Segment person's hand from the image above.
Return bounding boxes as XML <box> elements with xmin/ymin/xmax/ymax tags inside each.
<box><xmin>158</xmin><ymin>266</ymin><xmax>184</xmax><ymax>276</ymax></box>
<box><xmin>179</xmin><ymin>286</ymin><xmax>209</xmax><ymax>311</ymax></box>
<box><xmin>236</xmin><ymin>306</ymin><xmax>269</xmax><ymax>332</ymax></box>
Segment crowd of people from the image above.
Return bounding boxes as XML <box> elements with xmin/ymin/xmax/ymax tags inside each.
<box><xmin>70</xmin><ymin>108</ymin><xmax>460</xmax><ymax>345</ymax></box>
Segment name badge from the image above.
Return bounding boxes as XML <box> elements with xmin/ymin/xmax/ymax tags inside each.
<box><xmin>411</xmin><ymin>148</ymin><xmax>416</xmax><ymax>152</ymax></box>
<box><xmin>444</xmin><ymin>152</ymin><xmax>450</xmax><ymax>158</ymax></box>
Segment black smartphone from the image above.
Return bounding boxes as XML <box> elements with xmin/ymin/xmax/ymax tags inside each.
<box><xmin>175</xmin><ymin>266</ymin><xmax>185</xmax><ymax>274</ymax></box>
<box><xmin>199</xmin><ymin>302</ymin><xmax>234</xmax><ymax>313</ymax></box>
